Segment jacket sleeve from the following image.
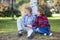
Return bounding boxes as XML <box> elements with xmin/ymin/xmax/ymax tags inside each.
<box><xmin>32</xmin><ymin>16</ymin><xmax>36</xmax><ymax>24</ymax></box>
<box><xmin>32</xmin><ymin>18</ymin><xmax>38</xmax><ymax>28</ymax></box>
<box><xmin>43</xmin><ymin>16</ymin><xmax>50</xmax><ymax>26</ymax></box>
<box><xmin>22</xmin><ymin>15</ymin><xmax>26</xmax><ymax>25</ymax></box>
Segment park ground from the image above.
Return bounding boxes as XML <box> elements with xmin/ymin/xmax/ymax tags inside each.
<box><xmin>0</xmin><ymin>16</ymin><xmax>60</xmax><ymax>40</ymax></box>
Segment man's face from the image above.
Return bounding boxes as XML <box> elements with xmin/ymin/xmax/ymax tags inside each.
<box><xmin>25</xmin><ymin>9</ymin><xmax>31</xmax><ymax>15</ymax></box>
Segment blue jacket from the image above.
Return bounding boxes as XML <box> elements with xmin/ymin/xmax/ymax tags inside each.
<box><xmin>22</xmin><ymin>14</ymin><xmax>36</xmax><ymax>26</ymax></box>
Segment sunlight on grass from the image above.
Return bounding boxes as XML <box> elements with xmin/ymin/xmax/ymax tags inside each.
<box><xmin>0</xmin><ymin>16</ymin><xmax>22</xmax><ymax>20</ymax></box>
<box><xmin>0</xmin><ymin>16</ymin><xmax>60</xmax><ymax>20</ymax></box>
<box><xmin>48</xmin><ymin>16</ymin><xmax>60</xmax><ymax>19</ymax></box>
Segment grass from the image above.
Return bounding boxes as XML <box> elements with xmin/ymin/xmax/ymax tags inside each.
<box><xmin>0</xmin><ymin>19</ymin><xmax>17</xmax><ymax>33</ymax></box>
<box><xmin>49</xmin><ymin>19</ymin><xmax>60</xmax><ymax>32</ymax></box>
<box><xmin>0</xmin><ymin>16</ymin><xmax>60</xmax><ymax>33</ymax></box>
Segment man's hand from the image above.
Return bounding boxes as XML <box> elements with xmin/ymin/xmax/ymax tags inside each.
<box><xmin>27</xmin><ymin>25</ymin><xmax>32</xmax><ymax>29</ymax></box>
<box><xmin>36</xmin><ymin>28</ymin><xmax>39</xmax><ymax>32</ymax></box>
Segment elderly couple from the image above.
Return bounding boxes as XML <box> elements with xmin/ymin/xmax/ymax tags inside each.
<box><xmin>17</xmin><ymin>7</ymin><xmax>52</xmax><ymax>39</ymax></box>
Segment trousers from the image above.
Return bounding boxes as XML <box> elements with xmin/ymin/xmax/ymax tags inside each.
<box><xmin>17</xmin><ymin>19</ymin><xmax>33</xmax><ymax>37</ymax></box>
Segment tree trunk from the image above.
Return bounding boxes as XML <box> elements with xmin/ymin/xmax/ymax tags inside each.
<box><xmin>11</xmin><ymin>0</ymin><xmax>14</xmax><ymax>20</ymax></box>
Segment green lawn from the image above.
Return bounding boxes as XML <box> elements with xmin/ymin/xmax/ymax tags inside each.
<box><xmin>0</xmin><ymin>19</ymin><xmax>17</xmax><ymax>33</ymax></box>
<box><xmin>0</xmin><ymin>16</ymin><xmax>60</xmax><ymax>33</ymax></box>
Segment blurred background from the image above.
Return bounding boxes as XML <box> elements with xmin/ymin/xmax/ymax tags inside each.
<box><xmin>0</xmin><ymin>0</ymin><xmax>60</xmax><ymax>40</ymax></box>
<box><xmin>0</xmin><ymin>0</ymin><xmax>60</xmax><ymax>33</ymax></box>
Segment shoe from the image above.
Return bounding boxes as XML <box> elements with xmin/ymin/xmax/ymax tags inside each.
<box><xmin>27</xmin><ymin>32</ymin><xmax>34</xmax><ymax>39</ymax></box>
<box><xmin>18</xmin><ymin>33</ymin><xmax>23</xmax><ymax>37</ymax></box>
<box><xmin>28</xmin><ymin>36</ymin><xmax>32</xmax><ymax>39</ymax></box>
<box><xmin>49</xmin><ymin>33</ymin><xmax>53</xmax><ymax>36</ymax></box>
<box><xmin>27</xmin><ymin>37</ymin><xmax>32</xmax><ymax>40</ymax></box>
<box><xmin>44</xmin><ymin>33</ymin><xmax>47</xmax><ymax>36</ymax></box>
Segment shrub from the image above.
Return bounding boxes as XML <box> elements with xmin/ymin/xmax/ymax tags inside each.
<box><xmin>40</xmin><ymin>5</ymin><xmax>52</xmax><ymax>17</ymax></box>
<box><xmin>0</xmin><ymin>7</ymin><xmax>21</xmax><ymax>17</ymax></box>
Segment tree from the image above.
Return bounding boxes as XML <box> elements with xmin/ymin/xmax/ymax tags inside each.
<box><xmin>0</xmin><ymin>7</ymin><xmax>21</xmax><ymax>17</ymax></box>
<box><xmin>38</xmin><ymin>0</ymin><xmax>52</xmax><ymax>17</ymax></box>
